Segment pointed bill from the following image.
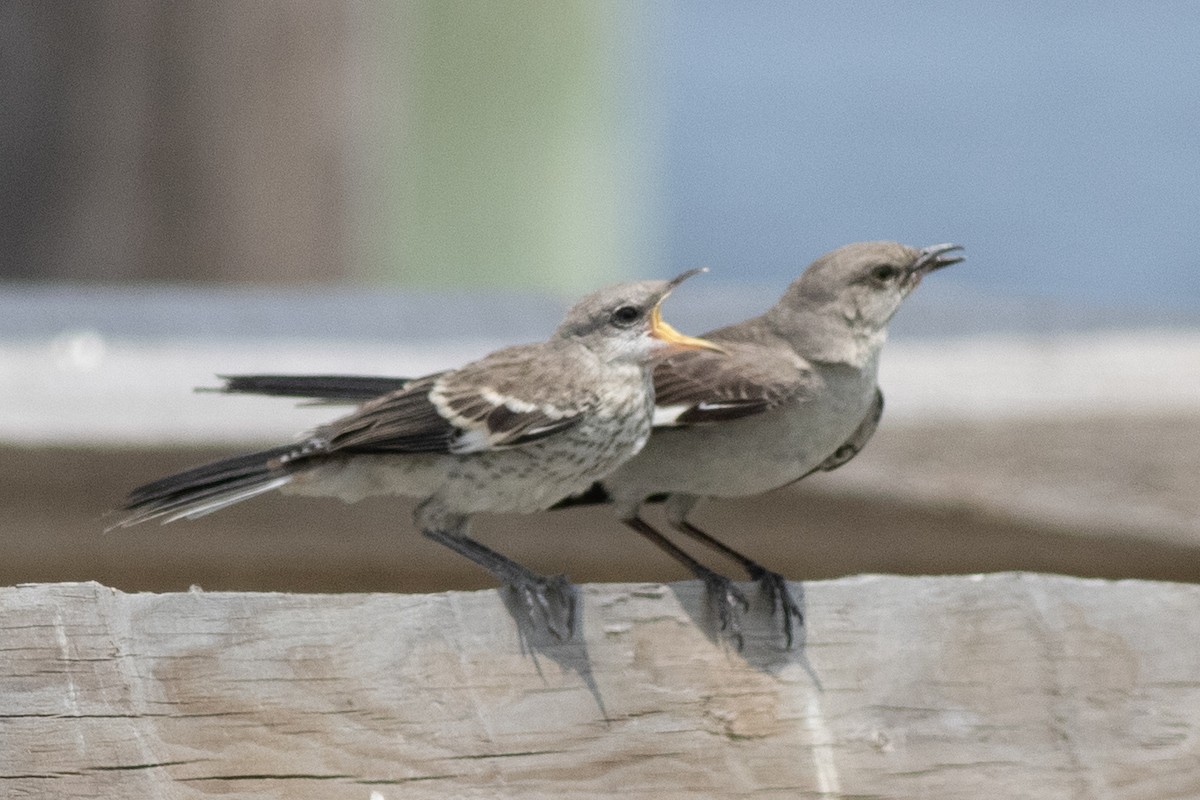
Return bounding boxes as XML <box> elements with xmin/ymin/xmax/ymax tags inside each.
<box><xmin>650</xmin><ymin>268</ymin><xmax>726</xmax><ymax>355</ymax></box>
<box><xmin>913</xmin><ymin>243</ymin><xmax>965</xmax><ymax>274</ymax></box>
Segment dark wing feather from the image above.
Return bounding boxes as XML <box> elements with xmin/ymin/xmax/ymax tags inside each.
<box><xmin>651</xmin><ymin>341</ymin><xmax>814</xmax><ymax>427</ymax></box>
<box><xmin>437</xmin><ymin>379</ymin><xmax>581</xmax><ymax>448</ymax></box>
<box><xmin>321</xmin><ymin>375</ymin><xmax>459</xmax><ymax>453</ymax></box>
<box><xmin>319</xmin><ymin>347</ymin><xmax>587</xmax><ymax>455</ymax></box>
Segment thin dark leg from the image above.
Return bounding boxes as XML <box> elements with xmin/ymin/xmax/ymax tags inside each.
<box><xmin>670</xmin><ymin>517</ymin><xmax>803</xmax><ymax>648</ymax></box>
<box><xmin>622</xmin><ymin>515</ymin><xmax>749</xmax><ymax>647</ymax></box>
<box><xmin>422</xmin><ymin>528</ymin><xmax>575</xmax><ymax>640</ymax></box>
<box><xmin>670</xmin><ymin>518</ymin><xmax>760</xmax><ymax>573</ymax></box>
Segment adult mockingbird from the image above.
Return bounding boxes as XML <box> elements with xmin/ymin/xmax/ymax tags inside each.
<box><xmin>580</xmin><ymin>241</ymin><xmax>963</xmax><ymax>645</ymax></box>
<box><xmin>113</xmin><ymin>272</ymin><xmax>720</xmax><ymax>639</ymax></box>
<box><xmin>215</xmin><ymin>242</ymin><xmax>963</xmax><ymax>647</ymax></box>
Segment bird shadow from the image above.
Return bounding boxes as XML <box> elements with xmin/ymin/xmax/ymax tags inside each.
<box><xmin>668</xmin><ymin>579</ymin><xmax>822</xmax><ymax>687</ymax></box>
<box><xmin>499</xmin><ymin>582</ymin><xmax>610</xmax><ymax>719</ymax></box>
<box><xmin>495</xmin><ymin>576</ymin><xmax>822</xmax><ymax>718</ymax></box>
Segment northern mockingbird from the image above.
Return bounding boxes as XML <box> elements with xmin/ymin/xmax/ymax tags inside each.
<box><xmin>589</xmin><ymin>241</ymin><xmax>964</xmax><ymax>645</ymax></box>
<box><xmin>215</xmin><ymin>242</ymin><xmax>963</xmax><ymax>647</ymax></box>
<box><xmin>113</xmin><ymin>271</ymin><xmax>720</xmax><ymax>639</ymax></box>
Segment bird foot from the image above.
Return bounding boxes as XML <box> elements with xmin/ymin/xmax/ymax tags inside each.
<box><xmin>699</xmin><ymin>570</ymin><xmax>750</xmax><ymax>649</ymax></box>
<box><xmin>509</xmin><ymin>574</ymin><xmax>576</xmax><ymax>641</ymax></box>
<box><xmin>748</xmin><ymin>567</ymin><xmax>803</xmax><ymax>649</ymax></box>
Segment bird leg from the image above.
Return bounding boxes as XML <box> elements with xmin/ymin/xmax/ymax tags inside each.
<box><xmin>664</xmin><ymin>505</ymin><xmax>803</xmax><ymax>649</ymax></box>
<box><xmin>622</xmin><ymin>515</ymin><xmax>749</xmax><ymax>647</ymax></box>
<box><xmin>421</xmin><ymin>527</ymin><xmax>576</xmax><ymax>641</ymax></box>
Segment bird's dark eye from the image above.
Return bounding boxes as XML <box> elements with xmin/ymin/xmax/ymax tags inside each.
<box><xmin>870</xmin><ymin>265</ymin><xmax>900</xmax><ymax>283</ymax></box>
<box><xmin>610</xmin><ymin>305</ymin><xmax>642</xmax><ymax>326</ymax></box>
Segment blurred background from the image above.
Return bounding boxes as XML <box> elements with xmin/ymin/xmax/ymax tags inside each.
<box><xmin>2</xmin><ymin>1</ymin><xmax>1198</xmax><ymax>593</ymax></box>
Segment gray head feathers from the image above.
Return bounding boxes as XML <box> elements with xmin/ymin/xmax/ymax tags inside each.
<box><xmin>767</xmin><ymin>240</ymin><xmax>963</xmax><ymax>364</ymax></box>
<box><xmin>554</xmin><ymin>270</ymin><xmax>717</xmax><ymax>363</ymax></box>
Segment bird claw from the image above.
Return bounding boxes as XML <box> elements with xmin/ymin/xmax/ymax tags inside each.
<box><xmin>749</xmin><ymin>567</ymin><xmax>803</xmax><ymax>648</ymax></box>
<box><xmin>510</xmin><ymin>574</ymin><xmax>576</xmax><ymax>641</ymax></box>
<box><xmin>700</xmin><ymin>571</ymin><xmax>750</xmax><ymax>649</ymax></box>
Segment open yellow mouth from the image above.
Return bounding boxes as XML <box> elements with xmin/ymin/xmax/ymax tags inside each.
<box><xmin>649</xmin><ymin>303</ymin><xmax>726</xmax><ymax>354</ymax></box>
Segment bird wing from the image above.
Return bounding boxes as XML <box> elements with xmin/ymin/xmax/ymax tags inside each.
<box><xmin>317</xmin><ymin>346</ymin><xmax>587</xmax><ymax>455</ymax></box>
<box><xmin>808</xmin><ymin>387</ymin><xmax>884</xmax><ymax>474</ymax></box>
<box><xmin>651</xmin><ymin>341</ymin><xmax>816</xmax><ymax>427</ymax></box>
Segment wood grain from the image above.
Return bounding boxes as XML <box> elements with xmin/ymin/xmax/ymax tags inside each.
<box><xmin>2</xmin><ymin>575</ymin><xmax>1198</xmax><ymax>799</ymax></box>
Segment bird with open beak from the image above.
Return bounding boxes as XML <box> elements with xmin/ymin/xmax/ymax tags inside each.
<box><xmin>205</xmin><ymin>242</ymin><xmax>964</xmax><ymax>648</ymax></box>
<box><xmin>112</xmin><ymin>270</ymin><xmax>720</xmax><ymax>640</ymax></box>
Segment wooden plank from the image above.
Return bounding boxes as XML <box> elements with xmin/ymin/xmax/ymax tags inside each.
<box><xmin>1</xmin><ymin>575</ymin><xmax>1198</xmax><ymax>799</ymax></box>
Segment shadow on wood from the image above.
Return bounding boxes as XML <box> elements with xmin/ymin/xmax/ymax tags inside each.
<box><xmin>3</xmin><ymin>574</ymin><xmax>1199</xmax><ymax>798</ymax></box>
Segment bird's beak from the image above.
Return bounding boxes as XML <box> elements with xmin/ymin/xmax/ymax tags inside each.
<box><xmin>650</xmin><ymin>268</ymin><xmax>727</xmax><ymax>354</ymax></box>
<box><xmin>913</xmin><ymin>243</ymin><xmax>965</xmax><ymax>274</ymax></box>
<box><xmin>665</xmin><ymin>266</ymin><xmax>708</xmax><ymax>290</ymax></box>
<box><xmin>649</xmin><ymin>304</ymin><xmax>725</xmax><ymax>354</ymax></box>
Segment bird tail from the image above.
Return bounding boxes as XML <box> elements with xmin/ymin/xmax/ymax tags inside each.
<box><xmin>211</xmin><ymin>374</ymin><xmax>410</xmax><ymax>404</ymax></box>
<box><xmin>111</xmin><ymin>444</ymin><xmax>303</xmax><ymax>529</ymax></box>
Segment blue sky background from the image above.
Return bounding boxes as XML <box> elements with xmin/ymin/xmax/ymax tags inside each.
<box><xmin>657</xmin><ymin>2</ymin><xmax>1200</xmax><ymax>308</ymax></box>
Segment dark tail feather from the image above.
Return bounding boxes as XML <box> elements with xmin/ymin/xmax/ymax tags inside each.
<box><xmin>113</xmin><ymin>444</ymin><xmax>301</xmax><ymax>529</ymax></box>
<box><xmin>210</xmin><ymin>374</ymin><xmax>410</xmax><ymax>403</ymax></box>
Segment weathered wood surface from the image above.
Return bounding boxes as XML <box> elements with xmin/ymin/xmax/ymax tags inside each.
<box><xmin>2</xmin><ymin>575</ymin><xmax>1198</xmax><ymax>799</ymax></box>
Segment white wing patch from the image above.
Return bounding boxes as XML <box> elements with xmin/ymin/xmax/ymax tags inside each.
<box><xmin>429</xmin><ymin>381</ymin><xmax>580</xmax><ymax>452</ymax></box>
<box><xmin>652</xmin><ymin>404</ymin><xmax>689</xmax><ymax>427</ymax></box>
<box><xmin>448</xmin><ymin>427</ymin><xmax>493</xmax><ymax>454</ymax></box>
<box><xmin>480</xmin><ymin>388</ymin><xmax>572</xmax><ymax>420</ymax></box>
<box><xmin>480</xmin><ymin>388</ymin><xmax>536</xmax><ymax>414</ymax></box>
<box><xmin>652</xmin><ymin>401</ymin><xmax>749</xmax><ymax>428</ymax></box>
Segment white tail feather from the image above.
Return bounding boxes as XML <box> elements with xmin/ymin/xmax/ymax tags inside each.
<box><xmin>163</xmin><ymin>476</ymin><xmax>292</xmax><ymax>523</ymax></box>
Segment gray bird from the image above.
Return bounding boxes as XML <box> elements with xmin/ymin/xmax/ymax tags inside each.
<box><xmin>215</xmin><ymin>241</ymin><xmax>963</xmax><ymax>647</ymax></box>
<box><xmin>579</xmin><ymin>241</ymin><xmax>963</xmax><ymax>645</ymax></box>
<box><xmin>112</xmin><ymin>271</ymin><xmax>720</xmax><ymax>639</ymax></box>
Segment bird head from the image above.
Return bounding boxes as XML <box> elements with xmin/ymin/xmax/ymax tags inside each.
<box><xmin>556</xmin><ymin>269</ymin><xmax>724</xmax><ymax>364</ymax></box>
<box><xmin>774</xmin><ymin>241</ymin><xmax>964</xmax><ymax>335</ymax></box>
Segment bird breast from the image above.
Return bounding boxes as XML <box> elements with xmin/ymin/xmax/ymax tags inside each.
<box><xmin>607</xmin><ymin>360</ymin><xmax>878</xmax><ymax>500</ymax></box>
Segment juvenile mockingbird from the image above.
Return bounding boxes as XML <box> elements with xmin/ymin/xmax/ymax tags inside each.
<box><xmin>113</xmin><ymin>271</ymin><xmax>720</xmax><ymax>639</ymax></box>
<box><xmin>215</xmin><ymin>242</ymin><xmax>963</xmax><ymax>647</ymax></box>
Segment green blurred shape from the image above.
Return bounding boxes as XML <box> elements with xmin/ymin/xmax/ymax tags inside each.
<box><xmin>360</xmin><ymin>2</ymin><xmax>659</xmax><ymax>292</ymax></box>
